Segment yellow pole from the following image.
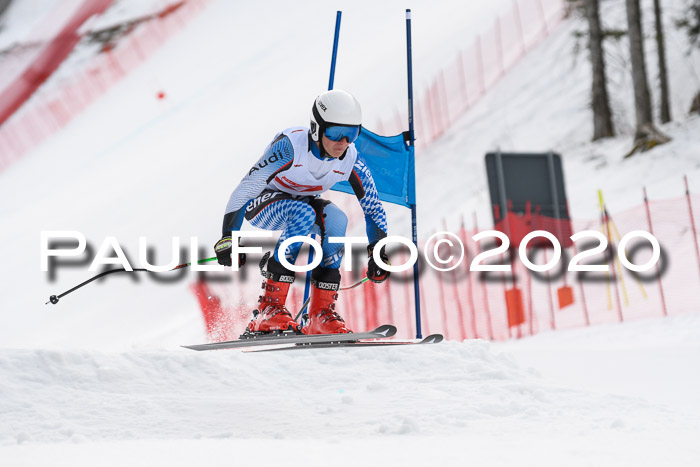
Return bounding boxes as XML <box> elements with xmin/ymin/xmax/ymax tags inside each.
<box><xmin>598</xmin><ymin>190</ymin><xmax>613</xmax><ymax>310</ymax></box>
<box><xmin>609</xmin><ymin>215</ymin><xmax>648</xmax><ymax>300</ymax></box>
<box><xmin>598</xmin><ymin>190</ymin><xmax>624</xmax><ymax>321</ymax></box>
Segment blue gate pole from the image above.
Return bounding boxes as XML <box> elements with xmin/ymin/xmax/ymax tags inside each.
<box><xmin>406</xmin><ymin>9</ymin><xmax>422</xmax><ymax>339</ymax></box>
<box><xmin>328</xmin><ymin>11</ymin><xmax>342</xmax><ymax>90</ymax></box>
<box><xmin>303</xmin><ymin>11</ymin><xmax>343</xmax><ymax>310</ymax></box>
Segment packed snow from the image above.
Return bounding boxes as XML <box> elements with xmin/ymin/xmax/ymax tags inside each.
<box><xmin>2</xmin><ymin>313</ymin><xmax>699</xmax><ymax>465</ymax></box>
<box><xmin>1</xmin><ymin>0</ymin><xmax>699</xmax><ymax>465</ymax></box>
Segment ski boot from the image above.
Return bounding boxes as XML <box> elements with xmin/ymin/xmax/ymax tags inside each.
<box><xmin>302</xmin><ymin>268</ymin><xmax>351</xmax><ymax>335</ymax></box>
<box><xmin>247</xmin><ymin>257</ymin><xmax>298</xmax><ymax>334</ymax></box>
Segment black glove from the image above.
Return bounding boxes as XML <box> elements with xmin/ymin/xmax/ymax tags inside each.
<box><xmin>214</xmin><ymin>236</ymin><xmax>246</xmax><ymax>267</ymax></box>
<box><xmin>367</xmin><ymin>243</ymin><xmax>390</xmax><ymax>283</ymax></box>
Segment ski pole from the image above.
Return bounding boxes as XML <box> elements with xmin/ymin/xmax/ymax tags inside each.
<box><xmin>293</xmin><ymin>277</ymin><xmax>369</xmax><ymax>322</ymax></box>
<box><xmin>45</xmin><ymin>257</ymin><xmax>218</xmax><ymax>305</ymax></box>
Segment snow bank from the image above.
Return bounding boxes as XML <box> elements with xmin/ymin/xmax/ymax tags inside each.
<box><xmin>1</xmin><ymin>333</ymin><xmax>699</xmax><ymax>465</ymax></box>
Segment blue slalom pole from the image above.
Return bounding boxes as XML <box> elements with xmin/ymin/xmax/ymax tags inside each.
<box><xmin>406</xmin><ymin>8</ymin><xmax>422</xmax><ymax>339</ymax></box>
<box><xmin>328</xmin><ymin>11</ymin><xmax>342</xmax><ymax>90</ymax></box>
<box><xmin>303</xmin><ymin>11</ymin><xmax>343</xmax><ymax>312</ymax></box>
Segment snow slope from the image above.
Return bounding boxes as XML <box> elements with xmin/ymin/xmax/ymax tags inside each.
<box><xmin>1</xmin><ymin>0</ymin><xmax>700</xmax><ymax>464</ymax></box>
<box><xmin>0</xmin><ymin>0</ymin><xmax>66</xmax><ymax>48</ymax></box>
<box><xmin>0</xmin><ymin>0</ymin><xmax>697</xmax><ymax>349</ymax></box>
<box><xmin>2</xmin><ymin>313</ymin><xmax>700</xmax><ymax>466</ymax></box>
<box><xmin>0</xmin><ymin>0</ymin><xmax>517</xmax><ymax>349</ymax></box>
<box><xmin>414</xmin><ymin>0</ymin><xmax>700</xmax><ymax>229</ymax></box>
<box><xmin>496</xmin><ymin>312</ymin><xmax>700</xmax><ymax>418</ymax></box>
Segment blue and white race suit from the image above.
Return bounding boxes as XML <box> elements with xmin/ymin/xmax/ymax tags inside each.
<box><xmin>222</xmin><ymin>126</ymin><xmax>387</xmax><ymax>270</ymax></box>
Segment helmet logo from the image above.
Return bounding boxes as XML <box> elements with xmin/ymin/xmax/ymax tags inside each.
<box><xmin>317</xmin><ymin>101</ymin><xmax>327</xmax><ymax>112</ymax></box>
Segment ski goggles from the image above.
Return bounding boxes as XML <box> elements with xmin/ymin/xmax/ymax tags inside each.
<box><xmin>324</xmin><ymin>125</ymin><xmax>361</xmax><ymax>143</ymax></box>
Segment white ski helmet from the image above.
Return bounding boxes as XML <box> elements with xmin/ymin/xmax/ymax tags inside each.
<box><xmin>310</xmin><ymin>89</ymin><xmax>362</xmax><ymax>142</ymax></box>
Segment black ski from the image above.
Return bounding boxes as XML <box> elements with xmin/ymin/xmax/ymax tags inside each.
<box><xmin>246</xmin><ymin>333</ymin><xmax>444</xmax><ymax>353</ymax></box>
<box><xmin>182</xmin><ymin>324</ymin><xmax>397</xmax><ymax>351</ymax></box>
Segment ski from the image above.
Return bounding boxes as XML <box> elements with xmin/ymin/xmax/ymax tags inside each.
<box><xmin>182</xmin><ymin>324</ymin><xmax>397</xmax><ymax>351</ymax></box>
<box><xmin>245</xmin><ymin>333</ymin><xmax>444</xmax><ymax>353</ymax></box>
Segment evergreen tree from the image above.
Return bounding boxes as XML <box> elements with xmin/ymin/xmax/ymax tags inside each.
<box><xmin>585</xmin><ymin>0</ymin><xmax>615</xmax><ymax>139</ymax></box>
<box><xmin>676</xmin><ymin>0</ymin><xmax>700</xmax><ymax>114</ymax></box>
<box><xmin>624</xmin><ymin>0</ymin><xmax>669</xmax><ymax>155</ymax></box>
<box><xmin>653</xmin><ymin>0</ymin><xmax>671</xmax><ymax>123</ymax></box>
<box><xmin>626</xmin><ymin>0</ymin><xmax>653</xmax><ymax>134</ymax></box>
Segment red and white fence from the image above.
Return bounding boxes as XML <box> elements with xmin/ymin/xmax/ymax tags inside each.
<box><xmin>0</xmin><ymin>0</ymin><xmax>565</xmax><ymax>173</ymax></box>
<box><xmin>376</xmin><ymin>0</ymin><xmax>566</xmax><ymax>148</ymax></box>
<box><xmin>193</xmin><ymin>178</ymin><xmax>700</xmax><ymax>342</ymax></box>
<box><xmin>0</xmin><ymin>0</ymin><xmax>211</xmax><ymax>174</ymax></box>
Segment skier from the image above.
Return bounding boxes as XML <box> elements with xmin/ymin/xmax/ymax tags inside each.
<box><xmin>214</xmin><ymin>90</ymin><xmax>390</xmax><ymax>335</ymax></box>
